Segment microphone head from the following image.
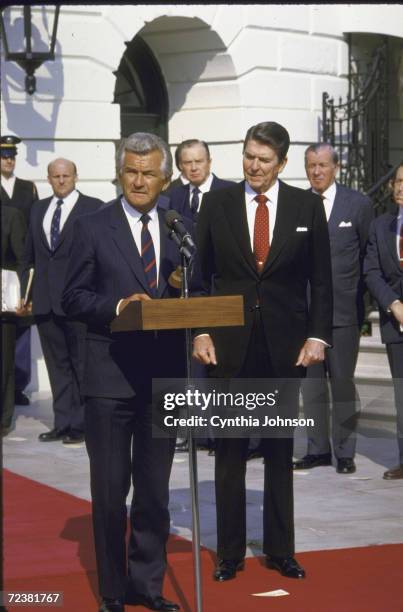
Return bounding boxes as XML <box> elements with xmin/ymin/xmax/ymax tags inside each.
<box><xmin>165</xmin><ymin>209</ymin><xmax>183</xmax><ymax>229</ymax></box>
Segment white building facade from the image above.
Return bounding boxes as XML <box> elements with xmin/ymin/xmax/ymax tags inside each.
<box><xmin>1</xmin><ymin>4</ymin><xmax>403</xmax><ymax>390</ymax></box>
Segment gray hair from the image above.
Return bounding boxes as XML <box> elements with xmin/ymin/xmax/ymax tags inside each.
<box><xmin>304</xmin><ymin>143</ymin><xmax>339</xmax><ymax>165</ymax></box>
<box><xmin>116</xmin><ymin>132</ymin><xmax>172</xmax><ymax>178</ymax></box>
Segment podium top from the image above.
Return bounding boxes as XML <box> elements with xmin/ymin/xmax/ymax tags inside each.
<box><xmin>110</xmin><ymin>295</ymin><xmax>244</xmax><ymax>332</ymax></box>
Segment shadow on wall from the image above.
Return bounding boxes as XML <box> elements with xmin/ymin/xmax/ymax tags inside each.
<box><xmin>1</xmin><ymin>7</ymin><xmax>64</xmax><ymax>166</ymax></box>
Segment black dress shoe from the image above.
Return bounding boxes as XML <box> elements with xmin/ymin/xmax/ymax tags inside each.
<box><xmin>213</xmin><ymin>558</ymin><xmax>244</xmax><ymax>581</ymax></box>
<box><xmin>175</xmin><ymin>438</ymin><xmax>188</xmax><ymax>453</ymax></box>
<box><xmin>99</xmin><ymin>597</ymin><xmax>124</xmax><ymax>612</ymax></box>
<box><xmin>38</xmin><ymin>428</ymin><xmax>67</xmax><ymax>442</ymax></box>
<box><xmin>293</xmin><ymin>453</ymin><xmax>332</xmax><ymax>470</ymax></box>
<box><xmin>336</xmin><ymin>458</ymin><xmax>356</xmax><ymax>474</ymax></box>
<box><xmin>132</xmin><ymin>595</ymin><xmax>179</xmax><ymax>611</ymax></box>
<box><xmin>63</xmin><ymin>432</ymin><xmax>85</xmax><ymax>445</ymax></box>
<box><xmin>266</xmin><ymin>555</ymin><xmax>306</xmax><ymax>579</ymax></box>
<box><xmin>15</xmin><ymin>391</ymin><xmax>30</xmax><ymax>405</ymax></box>
<box><xmin>383</xmin><ymin>464</ymin><xmax>403</xmax><ymax>480</ymax></box>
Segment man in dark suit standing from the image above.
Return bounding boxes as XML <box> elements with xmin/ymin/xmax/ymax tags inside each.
<box><xmin>22</xmin><ymin>158</ymin><xmax>103</xmax><ymax>444</ymax></box>
<box><xmin>168</xmin><ymin>139</ymin><xmax>233</xmax><ymax>222</ymax></box>
<box><xmin>1</xmin><ymin>135</ymin><xmax>38</xmax><ymax>407</ymax></box>
<box><xmin>193</xmin><ymin>122</ymin><xmax>333</xmax><ymax>583</ymax></box>
<box><xmin>1</xmin><ymin>204</ymin><xmax>28</xmax><ymax>435</ymax></box>
<box><xmin>294</xmin><ymin>144</ymin><xmax>373</xmax><ymax>474</ymax></box>
<box><xmin>62</xmin><ymin>133</ymin><xmax>184</xmax><ymax>612</ymax></box>
<box><xmin>364</xmin><ymin>162</ymin><xmax>403</xmax><ymax>480</ymax></box>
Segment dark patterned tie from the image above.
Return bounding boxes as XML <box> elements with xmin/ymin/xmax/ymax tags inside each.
<box><xmin>50</xmin><ymin>199</ymin><xmax>63</xmax><ymax>250</ymax></box>
<box><xmin>253</xmin><ymin>194</ymin><xmax>269</xmax><ymax>273</ymax></box>
<box><xmin>400</xmin><ymin>224</ymin><xmax>403</xmax><ymax>269</ymax></box>
<box><xmin>190</xmin><ymin>187</ymin><xmax>200</xmax><ymax>217</ymax></box>
<box><xmin>140</xmin><ymin>213</ymin><xmax>157</xmax><ymax>295</ymax></box>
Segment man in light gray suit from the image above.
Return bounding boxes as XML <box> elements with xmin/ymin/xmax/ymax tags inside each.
<box><xmin>294</xmin><ymin>143</ymin><xmax>373</xmax><ymax>474</ymax></box>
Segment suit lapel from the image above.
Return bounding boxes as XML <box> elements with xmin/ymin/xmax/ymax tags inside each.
<box><xmin>222</xmin><ymin>182</ymin><xmax>257</xmax><ymax>274</ymax></box>
<box><xmin>261</xmin><ymin>181</ymin><xmax>300</xmax><ymax>274</ymax></box>
<box><xmin>53</xmin><ymin>193</ymin><xmax>85</xmax><ymax>251</ymax></box>
<box><xmin>385</xmin><ymin>214</ymin><xmax>401</xmax><ymax>270</ymax></box>
<box><xmin>156</xmin><ymin>197</ymin><xmax>170</xmax><ymax>297</ymax></box>
<box><xmin>38</xmin><ymin>198</ymin><xmax>52</xmax><ymax>251</ymax></box>
<box><xmin>328</xmin><ymin>183</ymin><xmax>351</xmax><ymax>231</ymax></box>
<box><xmin>1</xmin><ymin>184</ymin><xmax>11</xmax><ymax>204</ymax></box>
<box><xmin>109</xmin><ymin>200</ymin><xmax>150</xmax><ymax>294</ymax></box>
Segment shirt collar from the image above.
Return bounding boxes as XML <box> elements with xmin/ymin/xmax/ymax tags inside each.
<box><xmin>1</xmin><ymin>172</ymin><xmax>15</xmax><ymax>182</ymax></box>
<box><xmin>190</xmin><ymin>173</ymin><xmax>214</xmax><ymax>195</ymax></box>
<box><xmin>313</xmin><ymin>181</ymin><xmax>337</xmax><ymax>202</ymax></box>
<box><xmin>51</xmin><ymin>188</ymin><xmax>78</xmax><ymax>205</ymax></box>
<box><xmin>245</xmin><ymin>179</ymin><xmax>279</xmax><ymax>204</ymax></box>
<box><xmin>121</xmin><ymin>196</ymin><xmax>159</xmax><ymax>223</ymax></box>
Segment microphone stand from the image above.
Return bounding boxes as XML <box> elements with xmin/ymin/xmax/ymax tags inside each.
<box><xmin>177</xmin><ymin>237</ymin><xmax>203</xmax><ymax>612</ymax></box>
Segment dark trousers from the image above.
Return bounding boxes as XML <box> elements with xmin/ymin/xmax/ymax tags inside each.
<box><xmin>2</xmin><ymin>319</ymin><xmax>16</xmax><ymax>430</ymax></box>
<box><xmin>85</xmin><ymin>395</ymin><xmax>176</xmax><ymax>600</ymax></box>
<box><xmin>15</xmin><ymin>325</ymin><xmax>31</xmax><ymax>392</ymax></box>
<box><xmin>301</xmin><ymin>325</ymin><xmax>361</xmax><ymax>459</ymax></box>
<box><xmin>215</xmin><ymin>313</ymin><xmax>295</xmax><ymax>560</ymax></box>
<box><xmin>386</xmin><ymin>343</ymin><xmax>403</xmax><ymax>464</ymax></box>
<box><xmin>36</xmin><ymin>313</ymin><xmax>85</xmax><ymax>433</ymax></box>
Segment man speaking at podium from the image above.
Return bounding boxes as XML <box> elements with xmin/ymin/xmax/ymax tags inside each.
<box><xmin>62</xmin><ymin>133</ymin><xmax>185</xmax><ymax>612</ymax></box>
<box><xmin>193</xmin><ymin>122</ymin><xmax>333</xmax><ymax>584</ymax></box>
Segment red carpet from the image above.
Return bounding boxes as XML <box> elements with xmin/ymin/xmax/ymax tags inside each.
<box><xmin>3</xmin><ymin>469</ymin><xmax>403</xmax><ymax>611</ymax></box>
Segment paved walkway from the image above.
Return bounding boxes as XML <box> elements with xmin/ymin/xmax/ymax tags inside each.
<box><xmin>3</xmin><ymin>387</ymin><xmax>403</xmax><ymax>558</ymax></box>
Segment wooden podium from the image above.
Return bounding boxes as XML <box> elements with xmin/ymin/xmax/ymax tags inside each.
<box><xmin>110</xmin><ymin>294</ymin><xmax>244</xmax><ymax>612</ymax></box>
<box><xmin>110</xmin><ymin>295</ymin><xmax>244</xmax><ymax>332</ymax></box>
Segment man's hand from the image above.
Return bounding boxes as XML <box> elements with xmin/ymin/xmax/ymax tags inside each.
<box><xmin>193</xmin><ymin>335</ymin><xmax>217</xmax><ymax>365</ymax></box>
<box><xmin>15</xmin><ymin>300</ymin><xmax>32</xmax><ymax>317</ymax></box>
<box><xmin>118</xmin><ymin>293</ymin><xmax>151</xmax><ymax>315</ymax></box>
<box><xmin>296</xmin><ymin>339</ymin><xmax>326</xmax><ymax>367</ymax></box>
<box><xmin>390</xmin><ymin>301</ymin><xmax>403</xmax><ymax>325</ymax></box>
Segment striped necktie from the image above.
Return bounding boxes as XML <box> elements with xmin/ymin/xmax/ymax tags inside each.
<box><xmin>140</xmin><ymin>213</ymin><xmax>157</xmax><ymax>295</ymax></box>
<box><xmin>50</xmin><ymin>199</ymin><xmax>63</xmax><ymax>250</ymax></box>
<box><xmin>190</xmin><ymin>187</ymin><xmax>200</xmax><ymax>217</ymax></box>
<box><xmin>253</xmin><ymin>194</ymin><xmax>269</xmax><ymax>273</ymax></box>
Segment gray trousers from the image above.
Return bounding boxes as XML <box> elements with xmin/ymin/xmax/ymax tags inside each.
<box><xmin>386</xmin><ymin>343</ymin><xmax>403</xmax><ymax>464</ymax></box>
<box><xmin>301</xmin><ymin>325</ymin><xmax>361</xmax><ymax>459</ymax></box>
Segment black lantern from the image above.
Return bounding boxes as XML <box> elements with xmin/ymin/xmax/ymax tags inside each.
<box><xmin>0</xmin><ymin>5</ymin><xmax>60</xmax><ymax>95</ymax></box>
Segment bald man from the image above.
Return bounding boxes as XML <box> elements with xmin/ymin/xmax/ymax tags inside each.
<box><xmin>22</xmin><ymin>159</ymin><xmax>103</xmax><ymax>443</ymax></box>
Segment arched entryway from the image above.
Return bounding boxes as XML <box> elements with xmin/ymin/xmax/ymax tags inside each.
<box><xmin>113</xmin><ymin>35</ymin><xmax>168</xmax><ymax>140</ymax></box>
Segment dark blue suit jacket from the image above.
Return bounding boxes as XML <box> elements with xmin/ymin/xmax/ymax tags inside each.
<box><xmin>61</xmin><ymin>197</ymin><xmax>188</xmax><ymax>398</ymax></box>
<box><xmin>364</xmin><ymin>210</ymin><xmax>403</xmax><ymax>344</ymax></box>
<box><xmin>168</xmin><ymin>174</ymin><xmax>234</xmax><ymax>221</ymax></box>
<box><xmin>22</xmin><ymin>192</ymin><xmax>103</xmax><ymax>316</ymax></box>
<box><xmin>322</xmin><ymin>183</ymin><xmax>373</xmax><ymax>327</ymax></box>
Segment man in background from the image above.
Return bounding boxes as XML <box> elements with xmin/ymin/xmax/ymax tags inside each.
<box><xmin>294</xmin><ymin>143</ymin><xmax>373</xmax><ymax>475</ymax></box>
<box><xmin>364</xmin><ymin>162</ymin><xmax>403</xmax><ymax>480</ymax></box>
<box><xmin>22</xmin><ymin>158</ymin><xmax>103</xmax><ymax>444</ymax></box>
<box><xmin>1</xmin><ymin>135</ymin><xmax>38</xmax><ymax>406</ymax></box>
<box><xmin>168</xmin><ymin>139</ymin><xmax>233</xmax><ymax>222</ymax></box>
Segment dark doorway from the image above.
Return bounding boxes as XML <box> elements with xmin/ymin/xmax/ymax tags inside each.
<box><xmin>113</xmin><ymin>35</ymin><xmax>168</xmax><ymax>140</ymax></box>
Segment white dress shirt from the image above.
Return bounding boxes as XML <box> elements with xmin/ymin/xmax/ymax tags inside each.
<box><xmin>43</xmin><ymin>189</ymin><xmax>80</xmax><ymax>247</ymax></box>
<box><xmin>397</xmin><ymin>207</ymin><xmax>403</xmax><ymax>262</ymax></box>
<box><xmin>1</xmin><ymin>173</ymin><xmax>16</xmax><ymax>198</ymax></box>
<box><xmin>189</xmin><ymin>173</ymin><xmax>214</xmax><ymax>212</ymax></box>
<box><xmin>245</xmin><ymin>179</ymin><xmax>279</xmax><ymax>247</ymax></box>
<box><xmin>313</xmin><ymin>181</ymin><xmax>337</xmax><ymax>222</ymax></box>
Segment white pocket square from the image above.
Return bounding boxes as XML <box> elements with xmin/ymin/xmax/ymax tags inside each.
<box><xmin>339</xmin><ymin>221</ymin><xmax>352</xmax><ymax>227</ymax></box>
<box><xmin>296</xmin><ymin>227</ymin><xmax>308</xmax><ymax>232</ymax></box>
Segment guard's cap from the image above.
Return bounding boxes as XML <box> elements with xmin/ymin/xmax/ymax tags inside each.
<box><xmin>0</xmin><ymin>135</ymin><xmax>21</xmax><ymax>158</ymax></box>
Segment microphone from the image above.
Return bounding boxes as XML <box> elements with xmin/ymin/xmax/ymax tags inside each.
<box><xmin>165</xmin><ymin>210</ymin><xmax>196</xmax><ymax>253</ymax></box>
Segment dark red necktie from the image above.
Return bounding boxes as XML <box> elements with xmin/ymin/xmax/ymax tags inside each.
<box><xmin>253</xmin><ymin>194</ymin><xmax>269</xmax><ymax>273</ymax></box>
<box><xmin>400</xmin><ymin>224</ymin><xmax>403</xmax><ymax>269</ymax></box>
